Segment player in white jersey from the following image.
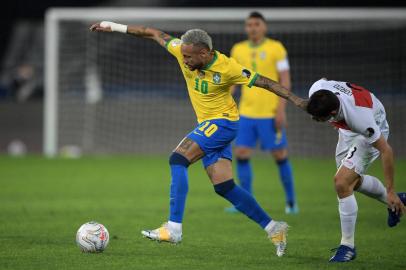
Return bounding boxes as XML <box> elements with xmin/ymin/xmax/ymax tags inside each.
<box><xmin>306</xmin><ymin>78</ymin><xmax>406</xmax><ymax>262</ymax></box>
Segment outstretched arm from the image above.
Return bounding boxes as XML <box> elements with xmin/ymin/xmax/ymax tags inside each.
<box><xmin>90</xmin><ymin>21</ymin><xmax>173</xmax><ymax>48</ymax></box>
<box><xmin>253</xmin><ymin>74</ymin><xmax>307</xmax><ymax>111</ymax></box>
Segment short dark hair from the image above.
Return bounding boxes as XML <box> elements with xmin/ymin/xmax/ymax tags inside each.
<box><xmin>248</xmin><ymin>11</ymin><xmax>266</xmax><ymax>23</ymax></box>
<box><xmin>307</xmin><ymin>90</ymin><xmax>340</xmax><ymax>118</ymax></box>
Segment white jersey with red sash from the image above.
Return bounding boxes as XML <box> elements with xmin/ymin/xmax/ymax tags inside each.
<box><xmin>308</xmin><ymin>78</ymin><xmax>390</xmax><ymax>174</ymax></box>
<box><xmin>308</xmin><ymin>78</ymin><xmax>389</xmax><ymax>144</ymax></box>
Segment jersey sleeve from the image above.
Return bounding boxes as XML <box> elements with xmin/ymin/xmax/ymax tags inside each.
<box><xmin>227</xmin><ymin>57</ymin><xmax>258</xmax><ymax>88</ymax></box>
<box><xmin>165</xmin><ymin>38</ymin><xmax>182</xmax><ymax>58</ymax></box>
<box><xmin>274</xmin><ymin>42</ymin><xmax>290</xmax><ymax>72</ymax></box>
<box><xmin>347</xmin><ymin>108</ymin><xmax>381</xmax><ymax>144</ymax></box>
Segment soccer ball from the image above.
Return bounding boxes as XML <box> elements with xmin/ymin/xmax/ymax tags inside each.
<box><xmin>76</xmin><ymin>221</ymin><xmax>109</xmax><ymax>253</ymax></box>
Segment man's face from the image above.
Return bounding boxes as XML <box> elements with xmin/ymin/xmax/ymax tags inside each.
<box><xmin>245</xmin><ymin>17</ymin><xmax>267</xmax><ymax>41</ymax></box>
<box><xmin>310</xmin><ymin>111</ymin><xmax>337</xmax><ymax>122</ymax></box>
<box><xmin>181</xmin><ymin>44</ymin><xmax>209</xmax><ymax>71</ymax></box>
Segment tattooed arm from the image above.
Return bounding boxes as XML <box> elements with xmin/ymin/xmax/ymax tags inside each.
<box><xmin>90</xmin><ymin>22</ymin><xmax>173</xmax><ymax>48</ymax></box>
<box><xmin>126</xmin><ymin>25</ymin><xmax>173</xmax><ymax>47</ymax></box>
<box><xmin>254</xmin><ymin>74</ymin><xmax>308</xmax><ymax>111</ymax></box>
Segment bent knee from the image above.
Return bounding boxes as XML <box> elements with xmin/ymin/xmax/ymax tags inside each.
<box><xmin>214</xmin><ymin>179</ymin><xmax>235</xmax><ymax>196</ymax></box>
<box><xmin>169</xmin><ymin>152</ymin><xmax>191</xmax><ymax>167</ymax></box>
<box><xmin>235</xmin><ymin>147</ymin><xmax>252</xmax><ymax>159</ymax></box>
<box><xmin>272</xmin><ymin>149</ymin><xmax>288</xmax><ymax>161</ymax></box>
<box><xmin>334</xmin><ymin>175</ymin><xmax>352</xmax><ymax>196</ymax></box>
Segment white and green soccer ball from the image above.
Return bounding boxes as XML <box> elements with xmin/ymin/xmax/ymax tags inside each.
<box><xmin>76</xmin><ymin>221</ymin><xmax>109</xmax><ymax>253</ymax></box>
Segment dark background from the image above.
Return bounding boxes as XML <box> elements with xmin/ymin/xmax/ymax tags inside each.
<box><xmin>1</xmin><ymin>0</ymin><xmax>406</xmax><ymax>62</ymax></box>
<box><xmin>1</xmin><ymin>1</ymin><xmax>405</xmax><ymax>154</ymax></box>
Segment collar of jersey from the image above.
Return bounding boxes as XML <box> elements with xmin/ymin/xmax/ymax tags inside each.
<box><xmin>248</xmin><ymin>38</ymin><xmax>267</xmax><ymax>48</ymax></box>
<box><xmin>201</xmin><ymin>51</ymin><xmax>218</xmax><ymax>70</ymax></box>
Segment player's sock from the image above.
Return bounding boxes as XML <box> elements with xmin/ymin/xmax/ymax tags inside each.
<box><xmin>276</xmin><ymin>158</ymin><xmax>296</xmax><ymax>207</ymax></box>
<box><xmin>356</xmin><ymin>175</ymin><xmax>387</xmax><ymax>204</ymax></box>
<box><xmin>237</xmin><ymin>158</ymin><xmax>253</xmax><ymax>194</ymax></box>
<box><xmin>167</xmin><ymin>221</ymin><xmax>182</xmax><ymax>234</ymax></box>
<box><xmin>168</xmin><ymin>152</ymin><xmax>190</xmax><ymax>224</ymax></box>
<box><xmin>338</xmin><ymin>194</ymin><xmax>358</xmax><ymax>248</ymax></box>
<box><xmin>214</xmin><ymin>179</ymin><xmax>271</xmax><ymax>228</ymax></box>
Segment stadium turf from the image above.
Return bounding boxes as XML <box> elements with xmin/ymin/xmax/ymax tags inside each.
<box><xmin>0</xmin><ymin>155</ymin><xmax>405</xmax><ymax>270</ymax></box>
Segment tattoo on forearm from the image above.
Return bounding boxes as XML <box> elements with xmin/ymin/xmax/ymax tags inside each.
<box><xmin>159</xmin><ymin>31</ymin><xmax>171</xmax><ymax>41</ymax></box>
<box><xmin>254</xmin><ymin>75</ymin><xmax>308</xmax><ymax>111</ymax></box>
<box><xmin>128</xmin><ymin>26</ymin><xmax>148</xmax><ymax>37</ymax></box>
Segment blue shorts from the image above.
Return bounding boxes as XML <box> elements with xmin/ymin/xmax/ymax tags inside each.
<box><xmin>235</xmin><ymin>116</ymin><xmax>287</xmax><ymax>151</ymax></box>
<box><xmin>187</xmin><ymin>119</ymin><xmax>238</xmax><ymax>168</ymax></box>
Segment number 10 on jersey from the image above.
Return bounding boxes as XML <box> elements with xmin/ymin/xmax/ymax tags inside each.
<box><xmin>194</xmin><ymin>78</ymin><xmax>209</xmax><ymax>94</ymax></box>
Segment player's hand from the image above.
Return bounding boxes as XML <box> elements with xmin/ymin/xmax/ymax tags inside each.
<box><xmin>275</xmin><ymin>108</ymin><xmax>287</xmax><ymax>130</ymax></box>
<box><xmin>387</xmin><ymin>190</ymin><xmax>406</xmax><ymax>216</ymax></box>
<box><xmin>297</xmin><ymin>99</ymin><xmax>308</xmax><ymax>111</ymax></box>
<box><xmin>89</xmin><ymin>22</ymin><xmax>112</xmax><ymax>32</ymax></box>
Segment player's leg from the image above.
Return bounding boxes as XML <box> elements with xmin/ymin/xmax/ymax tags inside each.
<box><xmin>258</xmin><ymin>118</ymin><xmax>297</xmax><ymax>213</ymax></box>
<box><xmin>355</xmin><ymin>174</ymin><xmax>387</xmax><ymax>204</ymax></box>
<box><xmin>205</xmin><ymin>156</ymin><xmax>288</xmax><ymax>257</ymax></box>
<box><xmin>141</xmin><ymin>136</ymin><xmax>204</xmax><ymax>243</ymax></box>
<box><xmin>234</xmin><ymin>116</ymin><xmax>257</xmax><ymax>194</ymax></box>
<box><xmin>235</xmin><ymin>147</ymin><xmax>254</xmax><ymax>193</ymax></box>
<box><xmin>168</xmin><ymin>137</ymin><xmax>204</xmax><ymax>230</ymax></box>
<box><xmin>330</xmin><ymin>134</ymin><xmax>385</xmax><ymax>262</ymax></box>
<box><xmin>329</xmin><ymin>133</ymin><xmax>360</xmax><ymax>262</ymax></box>
<box><xmin>353</xmin><ymin>142</ymin><xmax>406</xmax><ymax>227</ymax></box>
<box><xmin>329</xmin><ymin>164</ymin><xmax>360</xmax><ymax>262</ymax></box>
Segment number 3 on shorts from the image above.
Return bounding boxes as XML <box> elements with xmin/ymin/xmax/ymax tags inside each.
<box><xmin>198</xmin><ymin>121</ymin><xmax>218</xmax><ymax>137</ymax></box>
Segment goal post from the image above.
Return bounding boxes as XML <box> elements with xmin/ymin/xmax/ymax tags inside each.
<box><xmin>44</xmin><ymin>7</ymin><xmax>406</xmax><ymax>157</ymax></box>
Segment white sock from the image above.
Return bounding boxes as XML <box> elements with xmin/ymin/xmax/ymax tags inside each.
<box><xmin>264</xmin><ymin>220</ymin><xmax>277</xmax><ymax>233</ymax></box>
<box><xmin>356</xmin><ymin>175</ymin><xmax>387</xmax><ymax>204</ymax></box>
<box><xmin>338</xmin><ymin>194</ymin><xmax>358</xmax><ymax>248</ymax></box>
<box><xmin>168</xmin><ymin>221</ymin><xmax>182</xmax><ymax>234</ymax></box>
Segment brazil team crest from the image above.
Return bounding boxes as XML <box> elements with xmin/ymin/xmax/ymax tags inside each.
<box><xmin>213</xmin><ymin>72</ymin><xmax>221</xmax><ymax>84</ymax></box>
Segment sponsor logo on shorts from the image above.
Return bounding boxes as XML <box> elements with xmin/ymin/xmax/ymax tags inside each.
<box><xmin>342</xmin><ymin>159</ymin><xmax>355</xmax><ymax>169</ymax></box>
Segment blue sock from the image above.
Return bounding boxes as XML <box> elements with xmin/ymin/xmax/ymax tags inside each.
<box><xmin>277</xmin><ymin>158</ymin><xmax>296</xmax><ymax>207</ymax></box>
<box><xmin>214</xmin><ymin>179</ymin><xmax>271</xmax><ymax>228</ymax></box>
<box><xmin>168</xmin><ymin>152</ymin><xmax>190</xmax><ymax>223</ymax></box>
<box><xmin>237</xmin><ymin>158</ymin><xmax>253</xmax><ymax>194</ymax></box>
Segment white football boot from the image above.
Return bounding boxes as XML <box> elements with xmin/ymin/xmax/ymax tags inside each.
<box><xmin>266</xmin><ymin>221</ymin><xmax>289</xmax><ymax>257</ymax></box>
<box><xmin>141</xmin><ymin>222</ymin><xmax>182</xmax><ymax>244</ymax></box>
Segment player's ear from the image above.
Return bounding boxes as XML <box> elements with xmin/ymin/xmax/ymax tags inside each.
<box><xmin>199</xmin><ymin>49</ymin><xmax>210</xmax><ymax>59</ymax></box>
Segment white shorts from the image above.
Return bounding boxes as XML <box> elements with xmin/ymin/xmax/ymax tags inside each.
<box><xmin>335</xmin><ymin>130</ymin><xmax>389</xmax><ymax>175</ymax></box>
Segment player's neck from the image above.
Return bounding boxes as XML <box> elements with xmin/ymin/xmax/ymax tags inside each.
<box><xmin>249</xmin><ymin>37</ymin><xmax>266</xmax><ymax>47</ymax></box>
<box><xmin>200</xmin><ymin>51</ymin><xmax>217</xmax><ymax>70</ymax></box>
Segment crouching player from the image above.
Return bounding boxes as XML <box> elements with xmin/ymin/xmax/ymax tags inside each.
<box><xmin>90</xmin><ymin>22</ymin><xmax>306</xmax><ymax>256</ymax></box>
<box><xmin>306</xmin><ymin>78</ymin><xmax>406</xmax><ymax>262</ymax></box>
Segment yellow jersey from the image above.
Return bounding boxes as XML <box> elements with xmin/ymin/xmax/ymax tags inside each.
<box><xmin>231</xmin><ymin>38</ymin><xmax>288</xmax><ymax>118</ymax></box>
<box><xmin>166</xmin><ymin>38</ymin><xmax>258</xmax><ymax>123</ymax></box>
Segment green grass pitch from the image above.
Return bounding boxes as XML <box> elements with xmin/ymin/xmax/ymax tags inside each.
<box><xmin>0</xmin><ymin>155</ymin><xmax>405</xmax><ymax>270</ymax></box>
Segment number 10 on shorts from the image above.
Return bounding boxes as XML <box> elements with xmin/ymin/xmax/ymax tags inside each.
<box><xmin>198</xmin><ymin>121</ymin><xmax>218</xmax><ymax>137</ymax></box>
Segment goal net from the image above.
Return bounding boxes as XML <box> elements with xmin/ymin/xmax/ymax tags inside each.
<box><xmin>44</xmin><ymin>8</ymin><xmax>406</xmax><ymax>157</ymax></box>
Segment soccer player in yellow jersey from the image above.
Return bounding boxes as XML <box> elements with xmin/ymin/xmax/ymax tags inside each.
<box><xmin>90</xmin><ymin>21</ymin><xmax>306</xmax><ymax>257</ymax></box>
<box><xmin>229</xmin><ymin>12</ymin><xmax>297</xmax><ymax>214</ymax></box>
